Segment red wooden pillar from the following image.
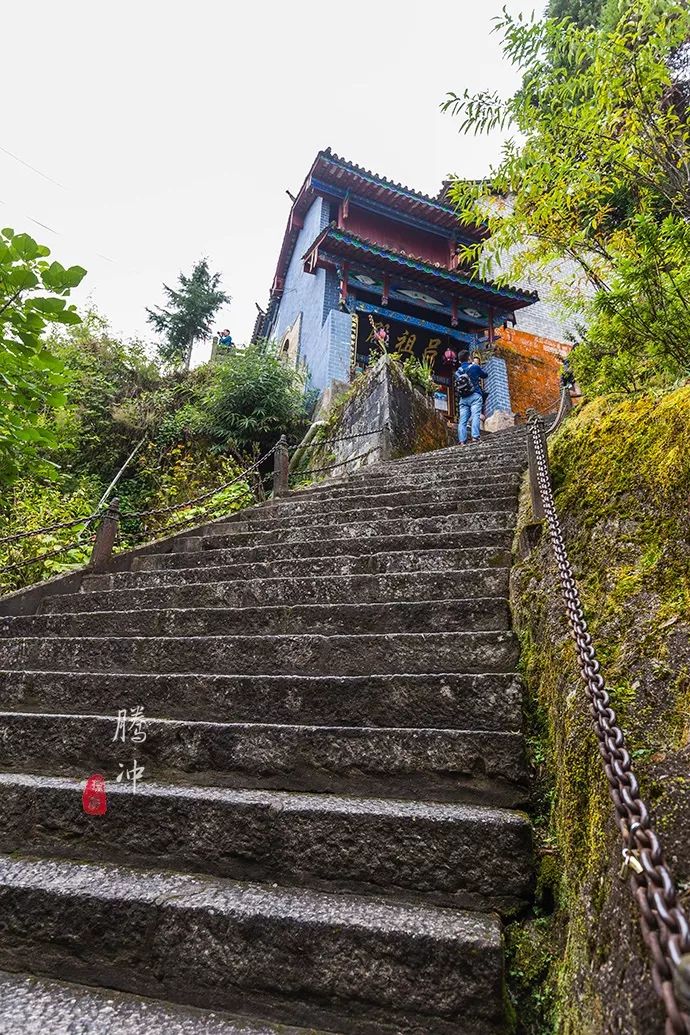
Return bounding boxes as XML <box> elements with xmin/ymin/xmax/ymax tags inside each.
<box><xmin>488</xmin><ymin>308</ymin><xmax>495</xmax><ymax>345</ymax></box>
<box><xmin>339</xmin><ymin>263</ymin><xmax>349</xmax><ymax>305</ymax></box>
<box><xmin>382</xmin><ymin>275</ymin><xmax>390</xmax><ymax>306</ymax></box>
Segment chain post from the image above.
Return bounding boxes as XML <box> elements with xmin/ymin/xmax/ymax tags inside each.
<box><xmin>88</xmin><ymin>497</ymin><xmax>120</xmax><ymax>572</ymax></box>
<box><xmin>526</xmin><ymin>409</ymin><xmax>546</xmax><ymax>521</ymax></box>
<box><xmin>272</xmin><ymin>435</ymin><xmax>289</xmax><ymax>499</ymax></box>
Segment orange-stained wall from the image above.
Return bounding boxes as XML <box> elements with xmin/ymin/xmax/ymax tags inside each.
<box><xmin>343</xmin><ymin>205</ymin><xmax>450</xmax><ymax>266</ymax></box>
<box><xmin>497</xmin><ymin>326</ymin><xmax>571</xmax><ymax>420</ymax></box>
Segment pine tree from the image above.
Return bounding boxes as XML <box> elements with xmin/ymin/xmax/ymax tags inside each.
<box><xmin>146</xmin><ymin>259</ymin><xmax>230</xmax><ymax>370</ymax></box>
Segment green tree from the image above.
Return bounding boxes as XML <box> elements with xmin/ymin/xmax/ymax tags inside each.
<box><xmin>48</xmin><ymin>309</ymin><xmax>161</xmax><ymax>480</ymax></box>
<box><xmin>442</xmin><ymin>1</ymin><xmax>690</xmax><ymax>393</ymax></box>
<box><xmin>0</xmin><ymin>228</ymin><xmax>86</xmax><ymax>483</ymax></box>
<box><xmin>146</xmin><ymin>258</ymin><xmax>229</xmax><ymax>370</ymax></box>
<box><xmin>546</xmin><ymin>0</ymin><xmax>605</xmax><ymax>27</ymax></box>
<box><xmin>200</xmin><ymin>340</ymin><xmax>311</xmax><ymax>455</ymax></box>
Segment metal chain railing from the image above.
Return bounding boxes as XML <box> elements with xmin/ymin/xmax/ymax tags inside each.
<box><xmin>527</xmin><ymin>411</ymin><xmax>690</xmax><ymax>1034</ymax></box>
<box><xmin>287</xmin><ymin>425</ymin><xmax>389</xmax><ymax>454</ymax></box>
<box><xmin>289</xmin><ymin>447</ymin><xmax>380</xmax><ymax>482</ymax></box>
<box><xmin>119</xmin><ymin>444</ymin><xmax>278</xmax><ymax>521</ymax></box>
<box><xmin>1</xmin><ymin>420</ymin><xmax>391</xmax><ymax>592</ymax></box>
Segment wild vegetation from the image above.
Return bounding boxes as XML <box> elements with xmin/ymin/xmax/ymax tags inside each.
<box><xmin>444</xmin><ymin>0</ymin><xmax>690</xmax><ymax>395</ymax></box>
<box><xmin>0</xmin><ymin>302</ymin><xmax>312</xmax><ymax>593</ymax></box>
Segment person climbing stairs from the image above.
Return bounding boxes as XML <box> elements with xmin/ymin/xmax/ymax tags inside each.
<box><xmin>0</xmin><ymin>429</ymin><xmax>533</xmax><ymax>1034</ymax></box>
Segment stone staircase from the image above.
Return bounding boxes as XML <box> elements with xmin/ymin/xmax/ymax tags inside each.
<box><xmin>0</xmin><ymin>431</ymin><xmax>533</xmax><ymax>1035</ymax></box>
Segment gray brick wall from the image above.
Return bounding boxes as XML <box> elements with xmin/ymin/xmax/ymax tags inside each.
<box><xmin>483</xmin><ymin>356</ymin><xmax>511</xmax><ymax>417</ymax></box>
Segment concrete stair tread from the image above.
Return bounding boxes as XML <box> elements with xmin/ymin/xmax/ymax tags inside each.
<box><xmin>0</xmin><ymin>970</ymin><xmax>338</xmax><ymax>1035</ymax></box>
<box><xmin>0</xmin><ymin>769</ymin><xmax>528</xmax><ymax>824</ymax></box>
<box><xmin>0</xmin><ymin>712</ymin><xmax>527</xmax><ymax>806</ymax></box>
<box><xmin>0</xmin><ymin>854</ymin><xmax>506</xmax><ymax>1033</ymax></box>
<box><xmin>215</xmin><ymin>497</ymin><xmax>518</xmax><ymax>529</ymax></box>
<box><xmin>0</xmin><ymin>851</ymin><xmax>503</xmax><ymax>936</ymax></box>
<box><xmin>4</xmin><ymin>597</ymin><xmax>511</xmax><ymax>638</ymax></box>
<box><xmin>0</xmin><ymin>669</ymin><xmax>524</xmax><ymax>730</ymax></box>
<box><xmin>0</xmin><ymin>630</ymin><xmax>519</xmax><ymax>676</ymax></box>
<box><xmin>202</xmin><ymin>509</ymin><xmax>517</xmax><ymax>541</ymax></box>
<box><xmin>0</xmin><ymin>772</ymin><xmax>532</xmax><ymax>912</ymax></box>
<box><xmin>40</xmin><ymin>568</ymin><xmax>511</xmax><ymax>614</ymax></box>
<box><xmin>128</xmin><ymin>539</ymin><xmax>513</xmax><ymax>574</ymax></box>
<box><xmin>98</xmin><ymin>546</ymin><xmax>513</xmax><ymax>588</ymax></box>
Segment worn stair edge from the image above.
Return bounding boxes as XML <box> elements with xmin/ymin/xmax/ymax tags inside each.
<box><xmin>0</xmin><ymin>854</ymin><xmax>506</xmax><ymax>1035</ymax></box>
<box><xmin>197</xmin><ymin>510</ymin><xmax>517</xmax><ymax>548</ymax></box>
<box><xmin>2</xmin><ymin>598</ymin><xmax>512</xmax><ymax>639</ymax></box>
<box><xmin>0</xmin><ymin>670</ymin><xmax>524</xmax><ymax>731</ymax></box>
<box><xmin>226</xmin><ymin>489</ymin><xmax>519</xmax><ymax>522</ymax></box>
<box><xmin>0</xmin><ymin>773</ymin><xmax>533</xmax><ymax>914</ymax></box>
<box><xmin>214</xmin><ymin>496</ymin><xmax>518</xmax><ymax>529</ymax></box>
<box><xmin>0</xmin><ymin>630</ymin><xmax>520</xmax><ymax>676</ymax></box>
<box><xmin>280</xmin><ymin>471</ymin><xmax>524</xmax><ymax>499</ymax></box>
<box><xmin>0</xmin><ymin>970</ymin><xmax>337</xmax><ymax>1035</ymax></box>
<box><xmin>128</xmin><ymin>538</ymin><xmax>513</xmax><ymax>574</ymax></box>
<box><xmin>285</xmin><ymin>471</ymin><xmax>523</xmax><ymax>498</ymax></box>
<box><xmin>40</xmin><ymin>568</ymin><xmax>511</xmax><ymax>615</ymax></box>
<box><xmin>93</xmin><ymin>546</ymin><xmax>513</xmax><ymax>590</ymax></box>
<box><xmin>0</xmin><ymin>712</ymin><xmax>528</xmax><ymax>806</ymax></box>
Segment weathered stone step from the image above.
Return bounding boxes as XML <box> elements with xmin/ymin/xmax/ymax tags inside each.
<box><xmin>0</xmin><ymin>670</ymin><xmax>522</xmax><ymax>730</ymax></box>
<box><xmin>4</xmin><ymin>597</ymin><xmax>510</xmax><ymax>639</ymax></box>
<box><xmin>0</xmin><ymin>712</ymin><xmax>527</xmax><ymax>806</ymax></box>
<box><xmin>287</xmin><ymin>469</ymin><xmax>523</xmax><ymax>498</ymax></box>
<box><xmin>364</xmin><ymin>459</ymin><xmax>525</xmax><ymax>480</ymax></box>
<box><xmin>281</xmin><ymin>477</ymin><xmax>522</xmax><ymax>507</ymax></box>
<box><xmin>0</xmin><ymin>854</ymin><xmax>506</xmax><ymax>1034</ymax></box>
<box><xmin>92</xmin><ymin>544</ymin><xmax>512</xmax><ymax>590</ymax></box>
<box><xmin>203</xmin><ymin>510</ymin><xmax>516</xmax><ymax>548</ymax></box>
<box><xmin>0</xmin><ymin>773</ymin><xmax>532</xmax><ymax>913</ymax></box>
<box><xmin>0</xmin><ymin>631</ymin><xmax>519</xmax><ymax>676</ymax></box>
<box><xmin>0</xmin><ymin>971</ymin><xmax>339</xmax><ymax>1035</ymax></box>
<box><xmin>130</xmin><ymin>534</ymin><xmax>513</xmax><ymax>574</ymax></box>
<box><xmin>215</xmin><ymin>498</ymin><xmax>517</xmax><ymax>534</ymax></box>
<box><xmin>380</xmin><ymin>445</ymin><xmax>526</xmax><ymax>466</ymax></box>
<box><xmin>236</xmin><ymin>487</ymin><xmax>518</xmax><ymax>522</ymax></box>
<box><xmin>42</xmin><ymin>568</ymin><xmax>510</xmax><ymax>615</ymax></box>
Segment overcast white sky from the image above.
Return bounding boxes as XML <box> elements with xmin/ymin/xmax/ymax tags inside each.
<box><xmin>3</xmin><ymin>0</ymin><xmax>544</xmax><ymax>365</ymax></box>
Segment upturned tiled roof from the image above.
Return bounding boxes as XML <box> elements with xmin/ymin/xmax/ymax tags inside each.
<box><xmin>305</xmin><ymin>226</ymin><xmax>538</xmax><ymax>309</ymax></box>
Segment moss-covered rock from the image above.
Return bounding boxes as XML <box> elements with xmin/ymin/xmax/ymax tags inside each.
<box><xmin>510</xmin><ymin>386</ymin><xmax>690</xmax><ymax>1033</ymax></box>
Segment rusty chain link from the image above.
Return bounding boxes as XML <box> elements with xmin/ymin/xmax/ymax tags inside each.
<box><xmin>528</xmin><ymin>413</ymin><xmax>690</xmax><ymax>1034</ymax></box>
<box><xmin>288</xmin><ymin>424</ymin><xmax>389</xmax><ymax>454</ymax></box>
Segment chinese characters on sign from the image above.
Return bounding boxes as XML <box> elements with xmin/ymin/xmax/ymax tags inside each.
<box><xmin>359</xmin><ymin>315</ymin><xmax>457</xmax><ymax>370</ymax></box>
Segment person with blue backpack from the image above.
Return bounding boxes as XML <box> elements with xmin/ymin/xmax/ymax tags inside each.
<box><xmin>454</xmin><ymin>349</ymin><xmax>489</xmax><ymax>445</ymax></box>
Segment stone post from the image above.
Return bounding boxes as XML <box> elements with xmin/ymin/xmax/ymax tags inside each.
<box><xmin>273</xmin><ymin>435</ymin><xmax>289</xmax><ymax>499</ymax></box>
<box><xmin>89</xmin><ymin>497</ymin><xmax>120</xmax><ymax>573</ymax></box>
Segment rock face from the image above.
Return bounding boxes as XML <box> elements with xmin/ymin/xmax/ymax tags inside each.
<box><xmin>0</xmin><ymin>430</ymin><xmax>532</xmax><ymax>1034</ymax></box>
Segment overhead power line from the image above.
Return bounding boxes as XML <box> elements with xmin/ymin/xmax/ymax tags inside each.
<box><xmin>0</xmin><ymin>143</ymin><xmax>66</xmax><ymax>190</ymax></box>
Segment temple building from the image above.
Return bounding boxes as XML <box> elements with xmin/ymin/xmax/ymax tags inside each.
<box><xmin>256</xmin><ymin>149</ymin><xmax>571</xmax><ymax>422</ymax></box>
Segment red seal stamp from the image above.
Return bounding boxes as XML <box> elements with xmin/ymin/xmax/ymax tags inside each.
<box><xmin>82</xmin><ymin>773</ymin><xmax>107</xmax><ymax>815</ymax></box>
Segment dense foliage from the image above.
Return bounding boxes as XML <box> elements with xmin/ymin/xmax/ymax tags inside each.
<box><xmin>146</xmin><ymin>258</ymin><xmax>229</xmax><ymax>369</ymax></box>
<box><xmin>0</xmin><ymin>315</ymin><xmax>311</xmax><ymax>592</ymax></box>
<box><xmin>0</xmin><ymin>228</ymin><xmax>86</xmax><ymax>484</ymax></box>
<box><xmin>443</xmin><ymin>1</ymin><xmax>690</xmax><ymax>395</ymax></box>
